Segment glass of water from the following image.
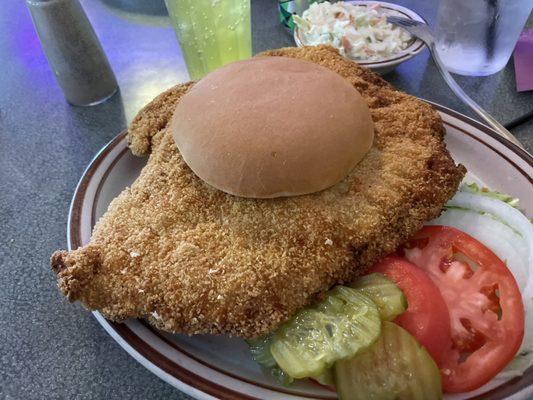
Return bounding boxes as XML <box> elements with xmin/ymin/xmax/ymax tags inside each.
<box><xmin>435</xmin><ymin>0</ymin><xmax>532</xmax><ymax>76</ymax></box>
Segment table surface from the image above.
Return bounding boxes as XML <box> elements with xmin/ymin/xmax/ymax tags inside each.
<box><xmin>1</xmin><ymin>1</ymin><xmax>531</xmax><ymax>399</ymax></box>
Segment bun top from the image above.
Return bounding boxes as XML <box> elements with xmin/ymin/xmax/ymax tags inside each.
<box><xmin>170</xmin><ymin>56</ymin><xmax>374</xmax><ymax>198</ymax></box>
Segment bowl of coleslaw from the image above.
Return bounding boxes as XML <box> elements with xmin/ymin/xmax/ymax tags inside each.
<box><xmin>293</xmin><ymin>1</ymin><xmax>426</xmax><ymax>74</ymax></box>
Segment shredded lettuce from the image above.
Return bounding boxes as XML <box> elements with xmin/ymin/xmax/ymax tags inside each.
<box><xmin>460</xmin><ymin>183</ymin><xmax>520</xmax><ymax>209</ymax></box>
<box><xmin>247</xmin><ymin>336</ymin><xmax>294</xmax><ymax>386</ymax></box>
<box><xmin>448</xmin><ymin>183</ymin><xmax>530</xmax><ymax>231</ymax></box>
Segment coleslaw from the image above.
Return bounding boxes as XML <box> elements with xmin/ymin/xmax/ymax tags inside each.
<box><xmin>294</xmin><ymin>1</ymin><xmax>413</xmax><ymax>61</ymax></box>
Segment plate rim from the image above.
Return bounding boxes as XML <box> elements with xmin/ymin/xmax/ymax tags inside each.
<box><xmin>66</xmin><ymin>102</ymin><xmax>533</xmax><ymax>400</ymax></box>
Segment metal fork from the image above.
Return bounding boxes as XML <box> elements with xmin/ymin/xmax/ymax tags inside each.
<box><xmin>387</xmin><ymin>16</ymin><xmax>524</xmax><ymax>149</ymax></box>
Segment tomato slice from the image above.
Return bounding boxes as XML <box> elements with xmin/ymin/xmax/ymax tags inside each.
<box><xmin>403</xmin><ymin>225</ymin><xmax>525</xmax><ymax>393</ymax></box>
<box><xmin>370</xmin><ymin>256</ymin><xmax>452</xmax><ymax>367</ymax></box>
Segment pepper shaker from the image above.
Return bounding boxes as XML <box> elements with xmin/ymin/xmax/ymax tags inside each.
<box><xmin>26</xmin><ymin>0</ymin><xmax>118</xmax><ymax>106</ymax></box>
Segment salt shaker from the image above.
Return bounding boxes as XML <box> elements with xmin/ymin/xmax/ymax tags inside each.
<box><xmin>26</xmin><ymin>0</ymin><xmax>118</xmax><ymax>106</ymax></box>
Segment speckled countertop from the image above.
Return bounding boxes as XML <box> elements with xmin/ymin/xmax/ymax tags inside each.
<box><xmin>0</xmin><ymin>1</ymin><xmax>531</xmax><ymax>399</ymax></box>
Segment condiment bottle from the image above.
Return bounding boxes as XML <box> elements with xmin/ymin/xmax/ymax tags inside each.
<box><xmin>26</xmin><ymin>0</ymin><xmax>118</xmax><ymax>106</ymax></box>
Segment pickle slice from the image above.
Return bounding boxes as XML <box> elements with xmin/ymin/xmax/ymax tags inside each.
<box><xmin>334</xmin><ymin>322</ymin><xmax>442</xmax><ymax>400</ymax></box>
<box><xmin>248</xmin><ymin>335</ymin><xmax>276</xmax><ymax>368</ymax></box>
<box><xmin>350</xmin><ymin>273</ymin><xmax>407</xmax><ymax>321</ymax></box>
<box><xmin>270</xmin><ymin>286</ymin><xmax>381</xmax><ymax>379</ymax></box>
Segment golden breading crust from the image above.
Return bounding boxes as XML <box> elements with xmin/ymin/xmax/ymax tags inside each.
<box><xmin>51</xmin><ymin>46</ymin><xmax>465</xmax><ymax>338</ymax></box>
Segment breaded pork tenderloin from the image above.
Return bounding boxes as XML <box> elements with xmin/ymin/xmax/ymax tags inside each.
<box><xmin>51</xmin><ymin>46</ymin><xmax>465</xmax><ymax>338</ymax></box>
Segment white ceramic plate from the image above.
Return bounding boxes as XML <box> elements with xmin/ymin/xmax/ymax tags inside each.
<box><xmin>67</xmin><ymin>103</ymin><xmax>532</xmax><ymax>400</ymax></box>
<box><xmin>293</xmin><ymin>1</ymin><xmax>426</xmax><ymax>75</ymax></box>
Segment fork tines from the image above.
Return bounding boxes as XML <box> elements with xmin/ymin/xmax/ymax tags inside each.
<box><xmin>386</xmin><ymin>16</ymin><xmax>418</xmax><ymax>27</ymax></box>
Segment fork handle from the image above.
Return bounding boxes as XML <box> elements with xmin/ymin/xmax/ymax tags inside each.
<box><xmin>428</xmin><ymin>43</ymin><xmax>525</xmax><ymax>150</ymax></box>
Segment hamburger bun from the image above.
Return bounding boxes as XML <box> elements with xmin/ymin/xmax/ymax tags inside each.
<box><xmin>170</xmin><ymin>56</ymin><xmax>374</xmax><ymax>198</ymax></box>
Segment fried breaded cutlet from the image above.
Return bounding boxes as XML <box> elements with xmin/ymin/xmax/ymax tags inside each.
<box><xmin>51</xmin><ymin>46</ymin><xmax>465</xmax><ymax>338</ymax></box>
